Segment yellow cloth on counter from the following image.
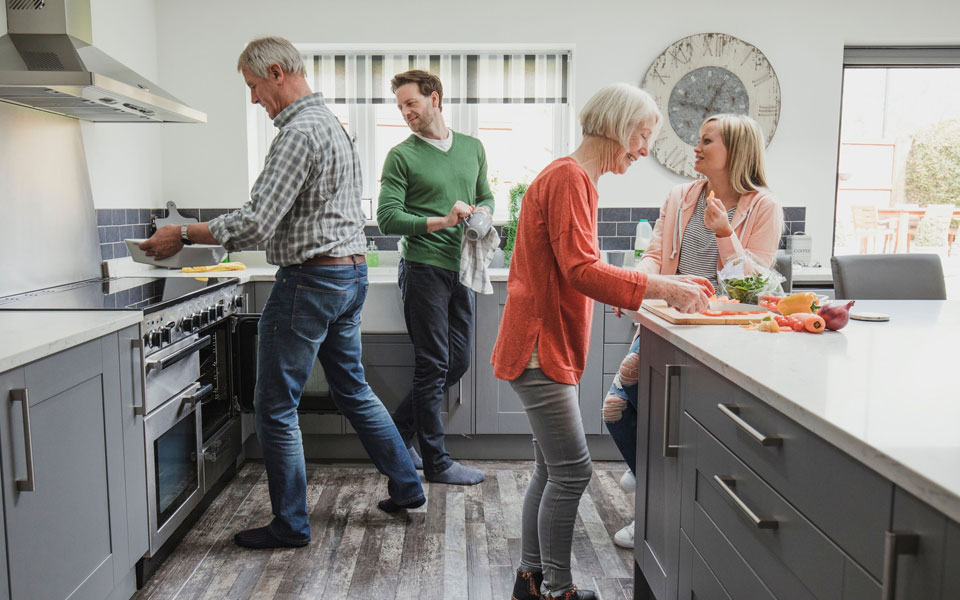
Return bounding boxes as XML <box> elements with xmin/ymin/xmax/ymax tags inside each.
<box><xmin>181</xmin><ymin>262</ymin><xmax>247</xmax><ymax>273</ymax></box>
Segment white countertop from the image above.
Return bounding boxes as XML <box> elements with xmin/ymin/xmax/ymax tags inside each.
<box><xmin>0</xmin><ymin>311</ymin><xmax>142</xmax><ymax>373</ymax></box>
<box><xmin>634</xmin><ymin>300</ymin><xmax>960</xmax><ymax>523</ymax></box>
<box><xmin>104</xmin><ymin>253</ymin><xmax>511</xmax><ymax>283</ymax></box>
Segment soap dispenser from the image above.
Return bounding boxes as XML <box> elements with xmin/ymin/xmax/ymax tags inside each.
<box><xmin>366</xmin><ymin>240</ymin><xmax>380</xmax><ymax>267</ymax></box>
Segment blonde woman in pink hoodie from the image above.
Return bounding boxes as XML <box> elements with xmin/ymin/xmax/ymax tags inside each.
<box><xmin>603</xmin><ymin>113</ymin><xmax>784</xmax><ymax>550</ymax></box>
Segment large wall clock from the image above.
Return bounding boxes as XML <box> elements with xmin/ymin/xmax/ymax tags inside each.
<box><xmin>642</xmin><ymin>33</ymin><xmax>781</xmax><ymax>178</ymax></box>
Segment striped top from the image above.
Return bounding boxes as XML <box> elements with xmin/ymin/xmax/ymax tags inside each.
<box><xmin>676</xmin><ymin>187</ymin><xmax>738</xmax><ymax>287</ymax></box>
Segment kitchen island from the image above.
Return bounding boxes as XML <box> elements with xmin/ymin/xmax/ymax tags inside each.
<box><xmin>630</xmin><ymin>300</ymin><xmax>960</xmax><ymax>599</ymax></box>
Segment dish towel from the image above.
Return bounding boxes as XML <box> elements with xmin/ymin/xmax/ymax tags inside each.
<box><xmin>459</xmin><ymin>226</ymin><xmax>500</xmax><ymax>295</ymax></box>
<box><xmin>181</xmin><ymin>262</ymin><xmax>247</xmax><ymax>273</ymax></box>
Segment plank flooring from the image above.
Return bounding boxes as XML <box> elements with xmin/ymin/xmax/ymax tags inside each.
<box><xmin>133</xmin><ymin>460</ymin><xmax>636</xmax><ymax>600</ymax></box>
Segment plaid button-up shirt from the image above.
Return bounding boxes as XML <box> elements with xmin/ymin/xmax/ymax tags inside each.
<box><xmin>209</xmin><ymin>93</ymin><xmax>367</xmax><ymax>266</ymax></box>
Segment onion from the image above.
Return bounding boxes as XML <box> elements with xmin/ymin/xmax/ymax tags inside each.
<box><xmin>817</xmin><ymin>300</ymin><xmax>855</xmax><ymax>331</ymax></box>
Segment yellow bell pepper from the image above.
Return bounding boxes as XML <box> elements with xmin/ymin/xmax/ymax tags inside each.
<box><xmin>777</xmin><ymin>292</ymin><xmax>819</xmax><ymax>316</ymax></box>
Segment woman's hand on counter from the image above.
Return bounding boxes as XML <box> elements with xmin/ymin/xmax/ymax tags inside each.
<box><xmin>645</xmin><ymin>274</ymin><xmax>713</xmax><ymax>314</ymax></box>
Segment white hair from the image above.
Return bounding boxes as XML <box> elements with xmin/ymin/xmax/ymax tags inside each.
<box><xmin>237</xmin><ymin>36</ymin><xmax>306</xmax><ymax>78</ymax></box>
<box><xmin>579</xmin><ymin>83</ymin><xmax>662</xmax><ymax>148</ymax></box>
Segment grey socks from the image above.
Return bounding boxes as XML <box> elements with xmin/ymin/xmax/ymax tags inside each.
<box><xmin>407</xmin><ymin>444</ymin><xmax>424</xmax><ymax>470</ymax></box>
<box><xmin>426</xmin><ymin>461</ymin><xmax>486</xmax><ymax>486</ymax></box>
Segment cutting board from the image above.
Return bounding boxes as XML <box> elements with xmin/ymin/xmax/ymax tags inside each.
<box><xmin>641</xmin><ymin>299</ymin><xmax>771</xmax><ymax>325</ymax></box>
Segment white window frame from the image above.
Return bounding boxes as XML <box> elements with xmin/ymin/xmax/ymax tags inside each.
<box><xmin>246</xmin><ymin>44</ymin><xmax>576</xmax><ymax>221</ymax></box>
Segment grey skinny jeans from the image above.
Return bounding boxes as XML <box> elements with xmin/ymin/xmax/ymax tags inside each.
<box><xmin>510</xmin><ymin>368</ymin><xmax>593</xmax><ymax>597</ymax></box>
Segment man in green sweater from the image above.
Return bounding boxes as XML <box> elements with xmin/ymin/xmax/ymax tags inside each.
<box><xmin>377</xmin><ymin>70</ymin><xmax>494</xmax><ymax>486</ymax></box>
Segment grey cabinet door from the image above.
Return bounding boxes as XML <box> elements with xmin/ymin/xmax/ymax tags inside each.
<box><xmin>942</xmin><ymin>519</ymin><xmax>960</xmax><ymax>598</ymax></box>
<box><xmin>475</xmin><ymin>282</ymin><xmax>601</xmax><ymax>434</ymax></box>
<box><xmin>1</xmin><ymin>337</ymin><xmax>125</xmax><ymax>600</ymax></box>
<box><xmin>888</xmin><ymin>487</ymin><xmax>948</xmax><ymax>600</ymax></box>
<box><xmin>116</xmin><ymin>325</ymin><xmax>149</xmax><ymax>568</ymax></box>
<box><xmin>474</xmin><ymin>282</ymin><xmax>533</xmax><ymax>434</ymax></box>
<box><xmin>634</xmin><ymin>327</ymin><xmax>685</xmax><ymax>600</ymax></box>
<box><xmin>358</xmin><ymin>334</ymin><xmax>472</xmax><ymax>434</ymax></box>
<box><xmin>0</xmin><ymin>368</ymin><xmax>17</xmax><ymax>600</ymax></box>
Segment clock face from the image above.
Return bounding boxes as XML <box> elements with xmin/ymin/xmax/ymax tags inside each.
<box><xmin>642</xmin><ymin>33</ymin><xmax>781</xmax><ymax>178</ymax></box>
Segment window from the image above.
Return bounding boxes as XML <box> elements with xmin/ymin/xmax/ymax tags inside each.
<box><xmin>247</xmin><ymin>47</ymin><xmax>574</xmax><ymax>221</ymax></box>
<box><xmin>835</xmin><ymin>48</ymin><xmax>960</xmax><ymax>258</ymax></box>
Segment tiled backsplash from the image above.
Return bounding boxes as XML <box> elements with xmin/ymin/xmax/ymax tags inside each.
<box><xmin>97</xmin><ymin>206</ymin><xmax>806</xmax><ymax>261</ymax></box>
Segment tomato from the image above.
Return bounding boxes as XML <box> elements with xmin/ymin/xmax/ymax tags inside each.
<box><xmin>701</xmin><ymin>310</ymin><xmax>724</xmax><ymax>317</ymax></box>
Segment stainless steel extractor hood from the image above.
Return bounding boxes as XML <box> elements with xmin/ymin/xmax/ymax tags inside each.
<box><xmin>0</xmin><ymin>0</ymin><xmax>205</xmax><ymax>123</ymax></box>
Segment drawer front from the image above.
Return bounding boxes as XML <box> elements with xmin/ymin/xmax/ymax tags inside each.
<box><xmin>686</xmin><ymin>491</ymin><xmax>777</xmax><ymax>599</ymax></box>
<box><xmin>683</xmin><ymin>363</ymin><xmax>891</xmax><ymax>578</ymax></box>
<box><xmin>691</xmin><ymin>417</ymin><xmax>843</xmax><ymax>600</ymax></box>
<box><xmin>604</xmin><ymin>312</ymin><xmax>637</xmax><ymax>343</ymax></box>
<box><xmin>602</xmin><ymin>342</ymin><xmax>631</xmax><ymax>374</ymax></box>
<box><xmin>679</xmin><ymin>531</ymin><xmax>732</xmax><ymax>600</ymax></box>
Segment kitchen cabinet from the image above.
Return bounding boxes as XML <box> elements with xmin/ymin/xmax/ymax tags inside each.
<box><xmin>473</xmin><ymin>282</ymin><xmax>603</xmax><ymax>434</ymax></box>
<box><xmin>357</xmin><ymin>334</ymin><xmax>472</xmax><ymax>434</ymax></box>
<box><xmin>633</xmin><ymin>327</ymin><xmax>688</xmax><ymax>600</ymax></box>
<box><xmin>0</xmin><ymin>327</ymin><xmax>144</xmax><ymax>600</ymax></box>
<box><xmin>632</xmin><ymin>320</ymin><xmax>960</xmax><ymax>600</ymax></box>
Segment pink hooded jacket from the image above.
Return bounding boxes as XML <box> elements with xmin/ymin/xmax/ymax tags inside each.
<box><xmin>638</xmin><ymin>179</ymin><xmax>783</xmax><ymax>275</ymax></box>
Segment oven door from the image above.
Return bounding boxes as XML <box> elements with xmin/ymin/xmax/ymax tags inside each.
<box><xmin>143</xmin><ymin>382</ymin><xmax>205</xmax><ymax>557</ymax></box>
<box><xmin>144</xmin><ymin>334</ymin><xmax>210</xmax><ymax>414</ymax></box>
<box><xmin>231</xmin><ymin>314</ymin><xmax>336</xmax><ymax>412</ymax></box>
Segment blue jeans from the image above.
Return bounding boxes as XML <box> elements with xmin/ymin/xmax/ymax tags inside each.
<box><xmin>394</xmin><ymin>259</ymin><xmax>474</xmax><ymax>476</ymax></box>
<box><xmin>255</xmin><ymin>264</ymin><xmax>424</xmax><ymax>542</ymax></box>
<box><xmin>603</xmin><ymin>336</ymin><xmax>640</xmax><ymax>475</ymax></box>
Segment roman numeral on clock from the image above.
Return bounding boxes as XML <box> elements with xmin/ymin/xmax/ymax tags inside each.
<box><xmin>752</xmin><ymin>71</ymin><xmax>774</xmax><ymax>86</ymax></box>
<box><xmin>757</xmin><ymin>104</ymin><xmax>778</xmax><ymax>116</ymax></box>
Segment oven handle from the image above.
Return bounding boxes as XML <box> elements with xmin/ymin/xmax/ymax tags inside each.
<box><xmin>146</xmin><ymin>335</ymin><xmax>211</xmax><ymax>374</ymax></box>
<box><xmin>182</xmin><ymin>383</ymin><xmax>215</xmax><ymax>407</ymax></box>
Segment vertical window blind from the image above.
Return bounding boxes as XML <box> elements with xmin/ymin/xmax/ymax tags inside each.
<box><xmin>248</xmin><ymin>49</ymin><xmax>573</xmax><ymax>218</ymax></box>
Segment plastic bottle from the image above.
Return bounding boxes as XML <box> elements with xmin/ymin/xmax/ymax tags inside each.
<box><xmin>365</xmin><ymin>240</ymin><xmax>380</xmax><ymax>267</ymax></box>
<box><xmin>634</xmin><ymin>219</ymin><xmax>653</xmax><ymax>258</ymax></box>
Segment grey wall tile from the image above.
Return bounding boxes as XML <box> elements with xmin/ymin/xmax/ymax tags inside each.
<box><xmin>598</xmin><ymin>208</ymin><xmax>631</xmax><ymax>221</ymax></box>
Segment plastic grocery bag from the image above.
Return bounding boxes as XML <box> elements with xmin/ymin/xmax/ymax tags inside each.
<box><xmin>717</xmin><ymin>252</ymin><xmax>785</xmax><ymax>305</ymax></box>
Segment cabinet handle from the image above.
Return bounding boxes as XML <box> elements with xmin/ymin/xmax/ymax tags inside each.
<box><xmin>131</xmin><ymin>339</ymin><xmax>147</xmax><ymax>416</ymax></box>
<box><xmin>882</xmin><ymin>531</ymin><xmax>919</xmax><ymax>600</ymax></box>
<box><xmin>146</xmin><ymin>335</ymin><xmax>211</xmax><ymax>373</ymax></box>
<box><xmin>10</xmin><ymin>389</ymin><xmax>36</xmax><ymax>492</ymax></box>
<box><xmin>663</xmin><ymin>364</ymin><xmax>681</xmax><ymax>457</ymax></box>
<box><xmin>713</xmin><ymin>475</ymin><xmax>778</xmax><ymax>529</ymax></box>
<box><xmin>717</xmin><ymin>404</ymin><xmax>782</xmax><ymax>447</ymax></box>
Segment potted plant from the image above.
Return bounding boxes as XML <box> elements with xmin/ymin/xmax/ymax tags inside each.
<box><xmin>503</xmin><ymin>182</ymin><xmax>527</xmax><ymax>268</ymax></box>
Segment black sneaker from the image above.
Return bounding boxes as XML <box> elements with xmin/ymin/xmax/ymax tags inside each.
<box><xmin>511</xmin><ymin>568</ymin><xmax>543</xmax><ymax>599</ymax></box>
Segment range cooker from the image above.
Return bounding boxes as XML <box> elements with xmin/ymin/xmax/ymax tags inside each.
<box><xmin>0</xmin><ymin>275</ymin><xmax>246</xmax><ymax>584</ymax></box>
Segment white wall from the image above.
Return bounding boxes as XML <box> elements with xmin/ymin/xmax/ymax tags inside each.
<box><xmin>81</xmin><ymin>0</ymin><xmax>164</xmax><ymax>209</ymax></box>
<box><xmin>0</xmin><ymin>0</ymin><xmax>165</xmax><ymax>209</ymax></box>
<box><xmin>154</xmin><ymin>0</ymin><xmax>960</xmax><ymax>263</ymax></box>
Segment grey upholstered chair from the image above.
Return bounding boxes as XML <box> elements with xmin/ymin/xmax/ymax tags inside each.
<box><xmin>831</xmin><ymin>254</ymin><xmax>946</xmax><ymax>299</ymax></box>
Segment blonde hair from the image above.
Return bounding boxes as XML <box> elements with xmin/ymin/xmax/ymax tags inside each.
<box><xmin>237</xmin><ymin>37</ymin><xmax>306</xmax><ymax>79</ymax></box>
<box><xmin>580</xmin><ymin>83</ymin><xmax>662</xmax><ymax>149</ymax></box>
<box><xmin>703</xmin><ymin>114</ymin><xmax>768</xmax><ymax>194</ymax></box>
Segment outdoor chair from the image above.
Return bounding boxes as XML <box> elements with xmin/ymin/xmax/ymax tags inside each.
<box><xmin>851</xmin><ymin>205</ymin><xmax>895</xmax><ymax>254</ymax></box>
<box><xmin>831</xmin><ymin>254</ymin><xmax>946</xmax><ymax>299</ymax></box>
<box><xmin>907</xmin><ymin>204</ymin><xmax>955</xmax><ymax>255</ymax></box>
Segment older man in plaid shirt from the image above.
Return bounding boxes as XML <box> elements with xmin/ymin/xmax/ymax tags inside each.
<box><xmin>140</xmin><ymin>37</ymin><xmax>425</xmax><ymax>549</ymax></box>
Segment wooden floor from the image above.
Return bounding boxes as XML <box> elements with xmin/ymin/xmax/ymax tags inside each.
<box><xmin>133</xmin><ymin>460</ymin><xmax>636</xmax><ymax>600</ymax></box>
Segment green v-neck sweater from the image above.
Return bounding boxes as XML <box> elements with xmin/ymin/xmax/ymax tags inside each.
<box><xmin>377</xmin><ymin>132</ymin><xmax>495</xmax><ymax>272</ymax></box>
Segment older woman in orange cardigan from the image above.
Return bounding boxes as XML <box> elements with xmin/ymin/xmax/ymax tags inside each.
<box><xmin>491</xmin><ymin>83</ymin><xmax>713</xmax><ymax>600</ymax></box>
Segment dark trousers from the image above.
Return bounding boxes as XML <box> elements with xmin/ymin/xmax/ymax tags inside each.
<box><xmin>394</xmin><ymin>258</ymin><xmax>474</xmax><ymax>476</ymax></box>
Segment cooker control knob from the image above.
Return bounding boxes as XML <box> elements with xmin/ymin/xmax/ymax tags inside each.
<box><xmin>180</xmin><ymin>317</ymin><xmax>194</xmax><ymax>332</ymax></box>
<box><xmin>207</xmin><ymin>306</ymin><xmax>217</xmax><ymax>321</ymax></box>
<box><xmin>162</xmin><ymin>322</ymin><xmax>176</xmax><ymax>343</ymax></box>
<box><xmin>143</xmin><ymin>332</ymin><xmax>153</xmax><ymax>349</ymax></box>
<box><xmin>233</xmin><ymin>294</ymin><xmax>244</xmax><ymax>310</ymax></box>
<box><xmin>216</xmin><ymin>304</ymin><xmax>225</xmax><ymax>318</ymax></box>
<box><xmin>199</xmin><ymin>310</ymin><xmax>209</xmax><ymax>326</ymax></box>
<box><xmin>149</xmin><ymin>329</ymin><xmax>162</xmax><ymax>347</ymax></box>
<box><xmin>192</xmin><ymin>312</ymin><xmax>203</xmax><ymax>328</ymax></box>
